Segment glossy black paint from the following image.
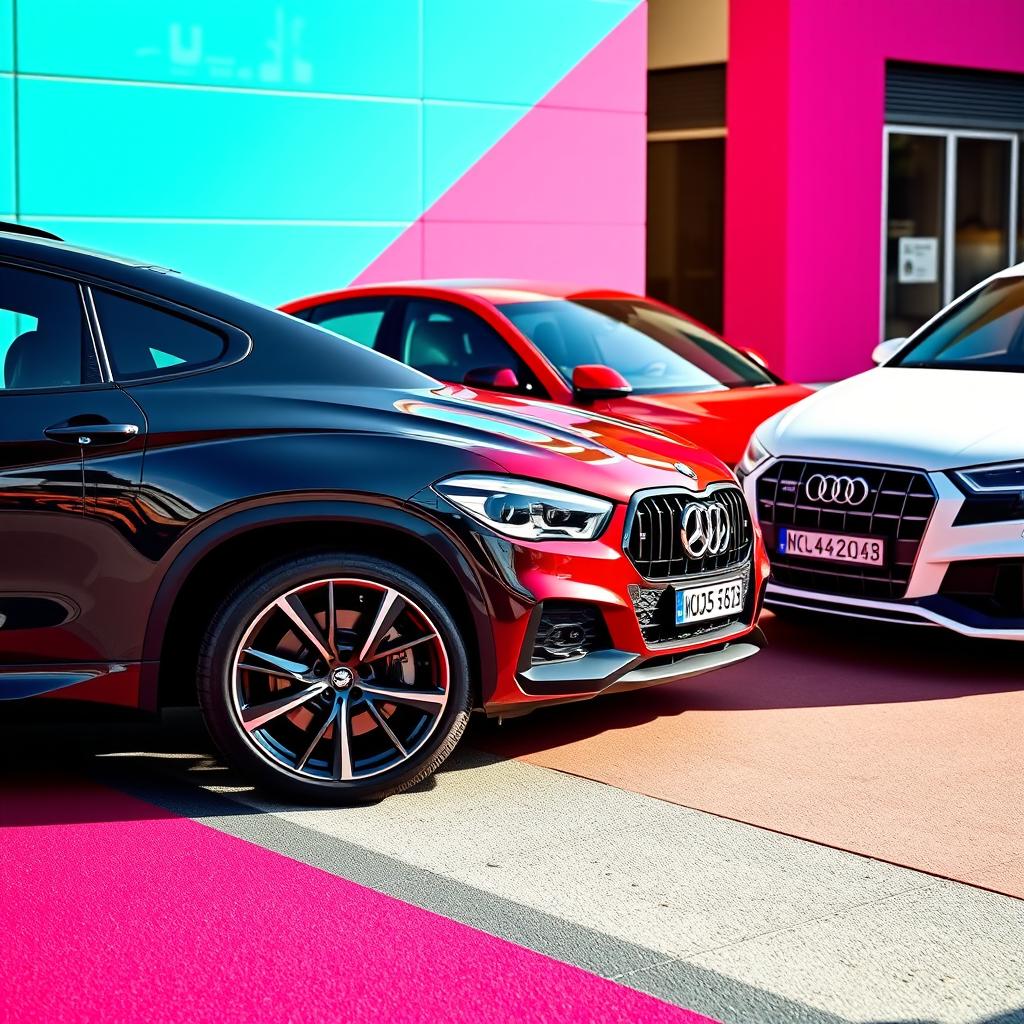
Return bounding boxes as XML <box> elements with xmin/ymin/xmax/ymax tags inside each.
<box><xmin>0</xmin><ymin>232</ymin><xmax>522</xmax><ymax>706</ymax></box>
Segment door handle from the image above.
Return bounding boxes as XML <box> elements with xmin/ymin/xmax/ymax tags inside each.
<box><xmin>44</xmin><ymin>422</ymin><xmax>140</xmax><ymax>447</ymax></box>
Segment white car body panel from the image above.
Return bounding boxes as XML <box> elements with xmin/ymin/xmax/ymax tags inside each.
<box><xmin>762</xmin><ymin>368</ymin><xmax>1024</xmax><ymax>471</ymax></box>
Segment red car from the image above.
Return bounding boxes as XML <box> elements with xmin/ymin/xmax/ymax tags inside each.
<box><xmin>280</xmin><ymin>281</ymin><xmax>811</xmax><ymax>465</ymax></box>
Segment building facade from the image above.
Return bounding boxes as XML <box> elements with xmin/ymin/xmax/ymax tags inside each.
<box><xmin>654</xmin><ymin>0</ymin><xmax>1024</xmax><ymax>380</ymax></box>
<box><xmin>0</xmin><ymin>1</ymin><xmax>646</xmax><ymax>305</ymax></box>
<box><xmin>4</xmin><ymin>1</ymin><xmax>1024</xmax><ymax>382</ymax></box>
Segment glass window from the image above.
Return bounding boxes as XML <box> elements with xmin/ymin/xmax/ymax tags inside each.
<box><xmin>499</xmin><ymin>298</ymin><xmax>774</xmax><ymax>394</ymax></box>
<box><xmin>399</xmin><ymin>299</ymin><xmax>541</xmax><ymax>395</ymax></box>
<box><xmin>647</xmin><ymin>137</ymin><xmax>725</xmax><ymax>332</ymax></box>
<box><xmin>893</xmin><ymin>275</ymin><xmax>1024</xmax><ymax>371</ymax></box>
<box><xmin>309</xmin><ymin>298</ymin><xmax>389</xmax><ymax>349</ymax></box>
<box><xmin>95</xmin><ymin>290</ymin><xmax>227</xmax><ymax>381</ymax></box>
<box><xmin>0</xmin><ymin>265</ymin><xmax>90</xmax><ymax>391</ymax></box>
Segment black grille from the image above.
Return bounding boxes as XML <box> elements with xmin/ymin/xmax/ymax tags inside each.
<box><xmin>756</xmin><ymin>460</ymin><xmax>936</xmax><ymax>599</ymax></box>
<box><xmin>938</xmin><ymin>559</ymin><xmax>1024</xmax><ymax>621</ymax></box>
<box><xmin>626</xmin><ymin>487</ymin><xmax>752</xmax><ymax>580</ymax></box>
<box><xmin>531</xmin><ymin>602</ymin><xmax>609</xmax><ymax>665</ymax></box>
<box><xmin>629</xmin><ymin>564</ymin><xmax>752</xmax><ymax>645</ymax></box>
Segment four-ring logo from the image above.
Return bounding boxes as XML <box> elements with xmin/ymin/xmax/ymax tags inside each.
<box><xmin>804</xmin><ymin>473</ymin><xmax>870</xmax><ymax>506</ymax></box>
<box><xmin>680</xmin><ymin>501</ymin><xmax>731</xmax><ymax>558</ymax></box>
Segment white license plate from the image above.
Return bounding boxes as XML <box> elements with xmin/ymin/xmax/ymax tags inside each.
<box><xmin>675</xmin><ymin>577</ymin><xmax>745</xmax><ymax>626</ymax></box>
<box><xmin>778</xmin><ymin>527</ymin><xmax>885</xmax><ymax>565</ymax></box>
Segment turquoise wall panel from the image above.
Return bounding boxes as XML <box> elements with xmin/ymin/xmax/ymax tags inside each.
<box><xmin>38</xmin><ymin>220</ymin><xmax>408</xmax><ymax>305</ymax></box>
<box><xmin>423</xmin><ymin>0</ymin><xmax>636</xmax><ymax>104</ymax></box>
<box><xmin>16</xmin><ymin>0</ymin><xmax>420</xmax><ymax>99</ymax></box>
<box><xmin>423</xmin><ymin>101</ymin><xmax>525</xmax><ymax>207</ymax></box>
<box><xmin>0</xmin><ymin>76</ymin><xmax>13</xmax><ymax>213</ymax></box>
<box><xmin>0</xmin><ymin>0</ymin><xmax>12</xmax><ymax>72</ymax></box>
<box><xmin>18</xmin><ymin>79</ymin><xmax>421</xmax><ymax>221</ymax></box>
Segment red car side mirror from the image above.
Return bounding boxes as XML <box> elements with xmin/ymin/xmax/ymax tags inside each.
<box><xmin>572</xmin><ymin>364</ymin><xmax>633</xmax><ymax>402</ymax></box>
<box><xmin>464</xmin><ymin>366</ymin><xmax>520</xmax><ymax>391</ymax></box>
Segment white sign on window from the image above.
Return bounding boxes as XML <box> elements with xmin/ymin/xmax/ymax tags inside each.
<box><xmin>898</xmin><ymin>237</ymin><xmax>939</xmax><ymax>284</ymax></box>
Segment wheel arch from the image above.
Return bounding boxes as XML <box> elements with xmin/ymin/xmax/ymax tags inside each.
<box><xmin>142</xmin><ymin>498</ymin><xmax>496</xmax><ymax>711</ymax></box>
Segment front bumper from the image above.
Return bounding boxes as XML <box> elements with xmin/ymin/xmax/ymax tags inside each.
<box><xmin>489</xmin><ymin>630</ymin><xmax>764</xmax><ymax>717</ymax></box>
<box><xmin>745</xmin><ymin>458</ymin><xmax>1024</xmax><ymax>640</ymax></box>
<box><xmin>456</xmin><ymin>496</ymin><xmax>770</xmax><ymax>714</ymax></box>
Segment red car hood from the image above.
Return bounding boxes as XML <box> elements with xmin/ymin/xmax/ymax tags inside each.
<box><xmin>604</xmin><ymin>384</ymin><xmax>813</xmax><ymax>465</ymax></box>
<box><xmin>409</xmin><ymin>386</ymin><xmax>737</xmax><ymax>504</ymax></box>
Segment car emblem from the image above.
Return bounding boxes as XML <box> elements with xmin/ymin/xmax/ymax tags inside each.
<box><xmin>674</xmin><ymin>462</ymin><xmax>698</xmax><ymax>481</ymax></box>
<box><xmin>804</xmin><ymin>473</ymin><xmax>870</xmax><ymax>506</ymax></box>
<box><xmin>680</xmin><ymin>501</ymin><xmax>731</xmax><ymax>558</ymax></box>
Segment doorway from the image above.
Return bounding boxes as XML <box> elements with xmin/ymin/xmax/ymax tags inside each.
<box><xmin>882</xmin><ymin>126</ymin><xmax>1019</xmax><ymax>340</ymax></box>
<box><xmin>647</xmin><ymin>134</ymin><xmax>725</xmax><ymax>331</ymax></box>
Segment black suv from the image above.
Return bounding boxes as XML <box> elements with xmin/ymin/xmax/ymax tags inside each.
<box><xmin>0</xmin><ymin>225</ymin><xmax>765</xmax><ymax>801</ymax></box>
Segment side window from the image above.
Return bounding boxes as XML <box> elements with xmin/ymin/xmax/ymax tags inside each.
<box><xmin>94</xmin><ymin>290</ymin><xmax>227</xmax><ymax>381</ymax></box>
<box><xmin>0</xmin><ymin>265</ymin><xmax>92</xmax><ymax>391</ymax></box>
<box><xmin>309</xmin><ymin>298</ymin><xmax>390</xmax><ymax>350</ymax></box>
<box><xmin>399</xmin><ymin>299</ymin><xmax>542</xmax><ymax>395</ymax></box>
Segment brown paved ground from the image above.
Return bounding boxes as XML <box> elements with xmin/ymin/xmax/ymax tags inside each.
<box><xmin>483</xmin><ymin>611</ymin><xmax>1024</xmax><ymax>898</ymax></box>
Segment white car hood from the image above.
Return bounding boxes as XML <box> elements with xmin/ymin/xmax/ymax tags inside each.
<box><xmin>765</xmin><ymin>367</ymin><xmax>1024</xmax><ymax>471</ymax></box>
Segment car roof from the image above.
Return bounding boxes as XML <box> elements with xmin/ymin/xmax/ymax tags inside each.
<box><xmin>0</xmin><ymin>224</ymin><xmax>270</xmax><ymax>328</ymax></box>
<box><xmin>282</xmin><ymin>278</ymin><xmax>647</xmax><ymax>313</ymax></box>
<box><xmin>397</xmin><ymin>280</ymin><xmax>643</xmax><ymax>303</ymax></box>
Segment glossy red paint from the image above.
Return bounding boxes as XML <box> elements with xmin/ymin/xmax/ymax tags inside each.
<box><xmin>376</xmin><ymin>384</ymin><xmax>769</xmax><ymax>714</ymax></box>
<box><xmin>280</xmin><ymin>282</ymin><xmax>813</xmax><ymax>464</ymax></box>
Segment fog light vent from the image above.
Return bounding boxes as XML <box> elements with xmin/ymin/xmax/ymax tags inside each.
<box><xmin>531</xmin><ymin>602</ymin><xmax>609</xmax><ymax>664</ymax></box>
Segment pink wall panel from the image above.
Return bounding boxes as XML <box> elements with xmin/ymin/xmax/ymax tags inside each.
<box><xmin>727</xmin><ymin>0</ymin><xmax>1024</xmax><ymax>382</ymax></box>
<box><xmin>423</xmin><ymin>222</ymin><xmax>646</xmax><ymax>291</ymax></box>
<box><xmin>427</xmin><ymin>107</ymin><xmax>646</xmax><ymax>226</ymax></box>
<box><xmin>357</xmin><ymin>3</ymin><xmax>647</xmax><ymax>289</ymax></box>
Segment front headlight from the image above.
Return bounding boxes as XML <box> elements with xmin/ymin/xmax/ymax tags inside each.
<box><xmin>953</xmin><ymin>461</ymin><xmax>1024</xmax><ymax>494</ymax></box>
<box><xmin>738</xmin><ymin>431</ymin><xmax>772</xmax><ymax>477</ymax></box>
<box><xmin>435</xmin><ymin>475</ymin><xmax>612</xmax><ymax>541</ymax></box>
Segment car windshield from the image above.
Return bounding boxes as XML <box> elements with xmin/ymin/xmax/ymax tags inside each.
<box><xmin>497</xmin><ymin>298</ymin><xmax>775</xmax><ymax>393</ymax></box>
<box><xmin>892</xmin><ymin>275</ymin><xmax>1024</xmax><ymax>371</ymax></box>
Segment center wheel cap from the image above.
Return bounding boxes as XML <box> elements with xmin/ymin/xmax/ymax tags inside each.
<box><xmin>330</xmin><ymin>666</ymin><xmax>355</xmax><ymax>690</ymax></box>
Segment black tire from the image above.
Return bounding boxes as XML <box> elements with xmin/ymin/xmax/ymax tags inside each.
<box><xmin>197</xmin><ymin>551</ymin><xmax>471</xmax><ymax>804</ymax></box>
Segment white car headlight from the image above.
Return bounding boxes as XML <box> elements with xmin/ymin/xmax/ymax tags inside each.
<box><xmin>435</xmin><ymin>475</ymin><xmax>612</xmax><ymax>541</ymax></box>
<box><xmin>738</xmin><ymin>431</ymin><xmax>772</xmax><ymax>477</ymax></box>
<box><xmin>954</xmin><ymin>461</ymin><xmax>1024</xmax><ymax>494</ymax></box>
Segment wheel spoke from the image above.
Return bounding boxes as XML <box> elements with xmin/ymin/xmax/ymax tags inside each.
<box><xmin>296</xmin><ymin>700</ymin><xmax>337</xmax><ymax>771</ymax></box>
<box><xmin>363</xmin><ymin>697</ymin><xmax>409</xmax><ymax>757</ymax></box>
<box><xmin>241</xmin><ymin>681</ymin><xmax>329</xmax><ymax>732</ymax></box>
<box><xmin>331</xmin><ymin>694</ymin><xmax>354</xmax><ymax>781</ymax></box>
<box><xmin>325</xmin><ymin>580</ymin><xmax>338</xmax><ymax>658</ymax></box>
<box><xmin>357</xmin><ymin>681</ymin><xmax>446</xmax><ymax>715</ymax></box>
<box><xmin>357</xmin><ymin>588</ymin><xmax>406</xmax><ymax>662</ymax></box>
<box><xmin>275</xmin><ymin>592</ymin><xmax>334</xmax><ymax>665</ymax></box>
<box><xmin>240</xmin><ymin>647</ymin><xmax>310</xmax><ymax>680</ymax></box>
<box><xmin>365</xmin><ymin>633</ymin><xmax>436</xmax><ymax>663</ymax></box>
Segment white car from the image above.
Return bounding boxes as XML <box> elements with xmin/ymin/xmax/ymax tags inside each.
<box><xmin>740</xmin><ymin>265</ymin><xmax>1024</xmax><ymax>639</ymax></box>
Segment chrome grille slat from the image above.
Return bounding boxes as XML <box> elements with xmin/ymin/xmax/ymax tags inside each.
<box><xmin>755</xmin><ymin>459</ymin><xmax>936</xmax><ymax>600</ymax></box>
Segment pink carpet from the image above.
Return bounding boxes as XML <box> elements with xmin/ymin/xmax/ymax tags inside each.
<box><xmin>0</xmin><ymin>777</ymin><xmax>713</xmax><ymax>1024</ymax></box>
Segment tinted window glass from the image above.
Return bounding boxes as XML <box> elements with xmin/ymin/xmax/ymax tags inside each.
<box><xmin>309</xmin><ymin>298</ymin><xmax>388</xmax><ymax>349</ymax></box>
<box><xmin>399</xmin><ymin>299</ymin><xmax>541</xmax><ymax>395</ymax></box>
<box><xmin>499</xmin><ymin>299</ymin><xmax>774</xmax><ymax>393</ymax></box>
<box><xmin>95</xmin><ymin>290</ymin><xmax>227</xmax><ymax>380</ymax></box>
<box><xmin>893</xmin><ymin>276</ymin><xmax>1024</xmax><ymax>371</ymax></box>
<box><xmin>0</xmin><ymin>265</ymin><xmax>89</xmax><ymax>391</ymax></box>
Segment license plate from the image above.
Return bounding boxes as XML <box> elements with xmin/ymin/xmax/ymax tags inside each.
<box><xmin>675</xmin><ymin>577</ymin><xmax>745</xmax><ymax>626</ymax></box>
<box><xmin>778</xmin><ymin>527</ymin><xmax>885</xmax><ymax>565</ymax></box>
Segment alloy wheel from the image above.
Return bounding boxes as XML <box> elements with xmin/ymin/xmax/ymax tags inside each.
<box><xmin>230</xmin><ymin>577</ymin><xmax>451</xmax><ymax>783</ymax></box>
